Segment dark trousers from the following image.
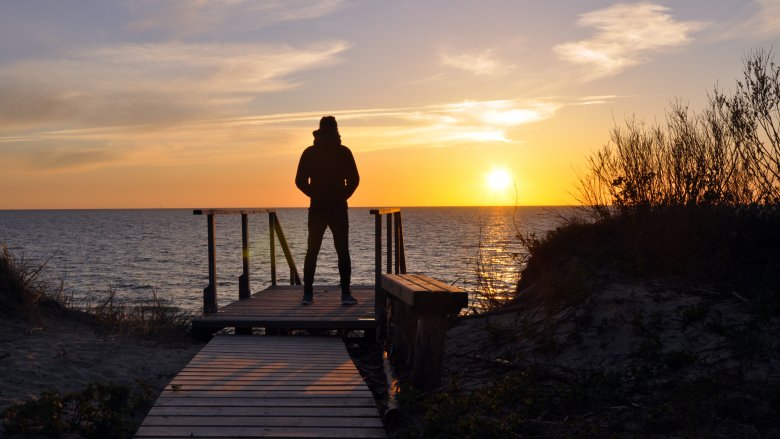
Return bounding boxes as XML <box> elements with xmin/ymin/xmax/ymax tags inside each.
<box><xmin>303</xmin><ymin>208</ymin><xmax>351</xmax><ymax>294</ymax></box>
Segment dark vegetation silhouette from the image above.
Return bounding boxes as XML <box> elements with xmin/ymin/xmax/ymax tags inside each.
<box><xmin>579</xmin><ymin>48</ymin><xmax>780</xmax><ymax>214</ymax></box>
<box><xmin>520</xmin><ymin>49</ymin><xmax>780</xmax><ymax>314</ymax></box>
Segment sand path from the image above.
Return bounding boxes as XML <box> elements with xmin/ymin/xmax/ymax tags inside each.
<box><xmin>0</xmin><ymin>314</ymin><xmax>202</xmax><ymax>411</ymax></box>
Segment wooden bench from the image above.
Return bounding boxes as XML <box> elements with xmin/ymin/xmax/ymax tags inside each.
<box><xmin>381</xmin><ymin>273</ymin><xmax>468</xmax><ymax>389</ymax></box>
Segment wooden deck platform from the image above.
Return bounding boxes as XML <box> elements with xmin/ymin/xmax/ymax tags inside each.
<box><xmin>192</xmin><ymin>285</ymin><xmax>376</xmax><ymax>332</ymax></box>
<box><xmin>135</xmin><ymin>335</ymin><xmax>386</xmax><ymax>438</ymax></box>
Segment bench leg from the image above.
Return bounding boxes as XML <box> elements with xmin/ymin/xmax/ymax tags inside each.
<box><xmin>412</xmin><ymin>314</ymin><xmax>447</xmax><ymax>389</ymax></box>
<box><xmin>390</xmin><ymin>298</ymin><xmax>417</xmax><ymax>370</ymax></box>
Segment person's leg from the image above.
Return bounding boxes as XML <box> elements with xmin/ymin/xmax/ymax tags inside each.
<box><xmin>302</xmin><ymin>209</ymin><xmax>327</xmax><ymax>303</ymax></box>
<box><xmin>329</xmin><ymin>208</ymin><xmax>356</xmax><ymax>305</ymax></box>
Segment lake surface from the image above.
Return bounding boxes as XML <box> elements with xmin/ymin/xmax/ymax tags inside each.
<box><xmin>0</xmin><ymin>207</ymin><xmax>570</xmax><ymax>312</ymax></box>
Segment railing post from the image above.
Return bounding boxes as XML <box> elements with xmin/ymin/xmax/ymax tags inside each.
<box><xmin>204</xmin><ymin>213</ymin><xmax>217</xmax><ymax>314</ymax></box>
<box><xmin>396</xmin><ymin>211</ymin><xmax>406</xmax><ymax>274</ymax></box>
<box><xmin>239</xmin><ymin>213</ymin><xmax>250</xmax><ymax>300</ymax></box>
<box><xmin>374</xmin><ymin>212</ymin><xmax>386</xmax><ymax>341</ymax></box>
<box><xmin>269</xmin><ymin>212</ymin><xmax>277</xmax><ymax>286</ymax></box>
<box><xmin>386</xmin><ymin>213</ymin><xmax>393</xmax><ymax>274</ymax></box>
<box><xmin>394</xmin><ymin>212</ymin><xmax>401</xmax><ymax>274</ymax></box>
<box><xmin>194</xmin><ymin>208</ymin><xmax>301</xmax><ymax>323</ymax></box>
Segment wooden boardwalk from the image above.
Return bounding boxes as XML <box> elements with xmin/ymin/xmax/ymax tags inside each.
<box><xmin>191</xmin><ymin>285</ymin><xmax>376</xmax><ymax>332</ymax></box>
<box><xmin>135</xmin><ymin>335</ymin><xmax>386</xmax><ymax>438</ymax></box>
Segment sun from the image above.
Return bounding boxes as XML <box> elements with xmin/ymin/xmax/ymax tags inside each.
<box><xmin>486</xmin><ymin>168</ymin><xmax>513</xmax><ymax>191</ymax></box>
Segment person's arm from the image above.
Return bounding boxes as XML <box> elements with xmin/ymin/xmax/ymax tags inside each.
<box><xmin>295</xmin><ymin>150</ymin><xmax>313</xmax><ymax>198</ymax></box>
<box><xmin>343</xmin><ymin>149</ymin><xmax>360</xmax><ymax>199</ymax></box>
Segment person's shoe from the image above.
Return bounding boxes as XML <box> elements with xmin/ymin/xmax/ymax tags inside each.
<box><xmin>301</xmin><ymin>291</ymin><xmax>313</xmax><ymax>305</ymax></box>
<box><xmin>341</xmin><ymin>292</ymin><xmax>358</xmax><ymax>306</ymax></box>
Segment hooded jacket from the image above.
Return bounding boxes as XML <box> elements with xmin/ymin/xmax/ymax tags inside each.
<box><xmin>295</xmin><ymin>129</ymin><xmax>360</xmax><ymax>210</ymax></box>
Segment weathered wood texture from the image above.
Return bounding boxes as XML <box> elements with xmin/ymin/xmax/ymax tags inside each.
<box><xmin>381</xmin><ymin>273</ymin><xmax>467</xmax><ymax>314</ymax></box>
<box><xmin>381</xmin><ymin>274</ymin><xmax>467</xmax><ymax>389</ymax></box>
<box><xmin>368</xmin><ymin>208</ymin><xmax>400</xmax><ymax>215</ymax></box>
<box><xmin>192</xmin><ymin>285</ymin><xmax>376</xmax><ymax>332</ymax></box>
<box><xmin>136</xmin><ymin>335</ymin><xmax>386</xmax><ymax>438</ymax></box>
<box><xmin>193</xmin><ymin>208</ymin><xmax>274</xmax><ymax>215</ymax></box>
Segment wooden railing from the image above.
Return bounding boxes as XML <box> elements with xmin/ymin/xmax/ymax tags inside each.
<box><xmin>370</xmin><ymin>208</ymin><xmax>406</xmax><ymax>340</ymax></box>
<box><xmin>193</xmin><ymin>209</ymin><xmax>301</xmax><ymax>315</ymax></box>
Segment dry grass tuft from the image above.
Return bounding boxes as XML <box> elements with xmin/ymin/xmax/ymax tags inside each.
<box><xmin>0</xmin><ymin>242</ymin><xmax>193</xmax><ymax>338</ymax></box>
<box><xmin>85</xmin><ymin>288</ymin><xmax>192</xmax><ymax>339</ymax></box>
<box><xmin>0</xmin><ymin>244</ymin><xmax>68</xmax><ymax>322</ymax></box>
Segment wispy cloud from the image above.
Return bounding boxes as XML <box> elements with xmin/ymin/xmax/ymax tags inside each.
<box><xmin>555</xmin><ymin>3</ymin><xmax>706</xmax><ymax>80</ymax></box>
<box><xmin>127</xmin><ymin>0</ymin><xmax>348</xmax><ymax>36</ymax></box>
<box><xmin>0</xmin><ymin>98</ymin><xmax>564</xmax><ymax>172</ymax></box>
<box><xmin>439</xmin><ymin>49</ymin><xmax>508</xmax><ymax>76</ymax></box>
<box><xmin>717</xmin><ymin>0</ymin><xmax>780</xmax><ymax>41</ymax></box>
<box><xmin>0</xmin><ymin>41</ymin><xmax>350</xmax><ymax>131</ymax></box>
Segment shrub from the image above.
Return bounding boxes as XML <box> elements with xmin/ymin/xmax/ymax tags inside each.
<box><xmin>578</xmin><ymin>49</ymin><xmax>780</xmax><ymax>217</ymax></box>
<box><xmin>1</xmin><ymin>382</ymin><xmax>156</xmax><ymax>439</ymax></box>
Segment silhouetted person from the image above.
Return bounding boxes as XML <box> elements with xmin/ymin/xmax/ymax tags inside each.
<box><xmin>295</xmin><ymin>116</ymin><xmax>360</xmax><ymax>306</ymax></box>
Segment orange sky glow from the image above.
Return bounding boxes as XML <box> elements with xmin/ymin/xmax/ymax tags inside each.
<box><xmin>1</xmin><ymin>1</ymin><xmax>777</xmax><ymax>209</ymax></box>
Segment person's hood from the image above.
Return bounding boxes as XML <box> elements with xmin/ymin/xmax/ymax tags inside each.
<box><xmin>313</xmin><ymin>129</ymin><xmax>341</xmax><ymax>147</ymax></box>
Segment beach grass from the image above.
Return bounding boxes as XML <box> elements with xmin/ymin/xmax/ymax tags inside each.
<box><xmin>0</xmin><ymin>244</ymin><xmax>68</xmax><ymax>322</ymax></box>
<box><xmin>84</xmin><ymin>287</ymin><xmax>193</xmax><ymax>339</ymax></box>
<box><xmin>1</xmin><ymin>243</ymin><xmax>198</xmax><ymax>437</ymax></box>
<box><xmin>1</xmin><ymin>242</ymin><xmax>194</xmax><ymax>338</ymax></box>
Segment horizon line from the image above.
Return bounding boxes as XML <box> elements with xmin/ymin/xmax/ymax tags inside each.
<box><xmin>0</xmin><ymin>204</ymin><xmax>580</xmax><ymax>211</ymax></box>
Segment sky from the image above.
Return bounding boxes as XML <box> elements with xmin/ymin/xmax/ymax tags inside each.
<box><xmin>1</xmin><ymin>0</ymin><xmax>779</xmax><ymax>209</ymax></box>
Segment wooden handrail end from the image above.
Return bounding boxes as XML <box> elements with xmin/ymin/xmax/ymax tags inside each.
<box><xmin>194</xmin><ymin>208</ymin><xmax>275</xmax><ymax>215</ymax></box>
<box><xmin>370</xmin><ymin>208</ymin><xmax>401</xmax><ymax>215</ymax></box>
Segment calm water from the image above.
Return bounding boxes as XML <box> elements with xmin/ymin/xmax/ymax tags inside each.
<box><xmin>0</xmin><ymin>207</ymin><xmax>568</xmax><ymax>311</ymax></box>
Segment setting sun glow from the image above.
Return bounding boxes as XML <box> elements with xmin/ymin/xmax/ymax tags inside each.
<box><xmin>486</xmin><ymin>168</ymin><xmax>513</xmax><ymax>191</ymax></box>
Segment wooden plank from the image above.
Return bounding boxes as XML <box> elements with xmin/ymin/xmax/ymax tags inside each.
<box><xmin>137</xmin><ymin>335</ymin><xmax>385</xmax><ymax>438</ymax></box>
<box><xmin>147</xmin><ymin>406</ymin><xmax>380</xmax><ymax>417</ymax></box>
<box><xmin>164</xmin><ymin>376</ymin><xmax>364</xmax><ymax>384</ymax></box>
<box><xmin>408</xmin><ymin>273</ymin><xmax>463</xmax><ymax>292</ymax></box>
<box><xmin>380</xmin><ymin>275</ymin><xmax>420</xmax><ymax>306</ymax></box>
<box><xmin>172</xmin><ymin>371</ymin><xmax>359</xmax><ymax>377</ymax></box>
<box><xmin>381</xmin><ymin>274</ymin><xmax>468</xmax><ymax>313</ymax></box>
<box><xmin>193</xmin><ymin>208</ymin><xmax>273</xmax><ymax>215</ymax></box>
<box><xmin>191</xmin><ymin>286</ymin><xmax>377</xmax><ymax>332</ymax></box>
<box><xmin>402</xmin><ymin>274</ymin><xmax>447</xmax><ymax>292</ymax></box>
<box><xmin>160</xmin><ymin>390</ymin><xmax>373</xmax><ymax>398</ymax></box>
<box><xmin>368</xmin><ymin>208</ymin><xmax>400</xmax><ymax>215</ymax></box>
<box><xmin>173</xmin><ymin>369</ymin><xmax>358</xmax><ymax>375</ymax></box>
<box><xmin>162</xmin><ymin>384</ymin><xmax>367</xmax><ymax>392</ymax></box>
<box><xmin>171</xmin><ymin>374</ymin><xmax>359</xmax><ymax>380</ymax></box>
<box><xmin>139</xmin><ymin>416</ymin><xmax>384</xmax><ymax>428</ymax></box>
<box><xmin>180</xmin><ymin>355</ymin><xmax>354</xmax><ymax>362</ymax></box>
<box><xmin>152</xmin><ymin>397</ymin><xmax>377</xmax><ymax>407</ymax></box>
<box><xmin>135</xmin><ymin>425</ymin><xmax>386</xmax><ymax>438</ymax></box>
